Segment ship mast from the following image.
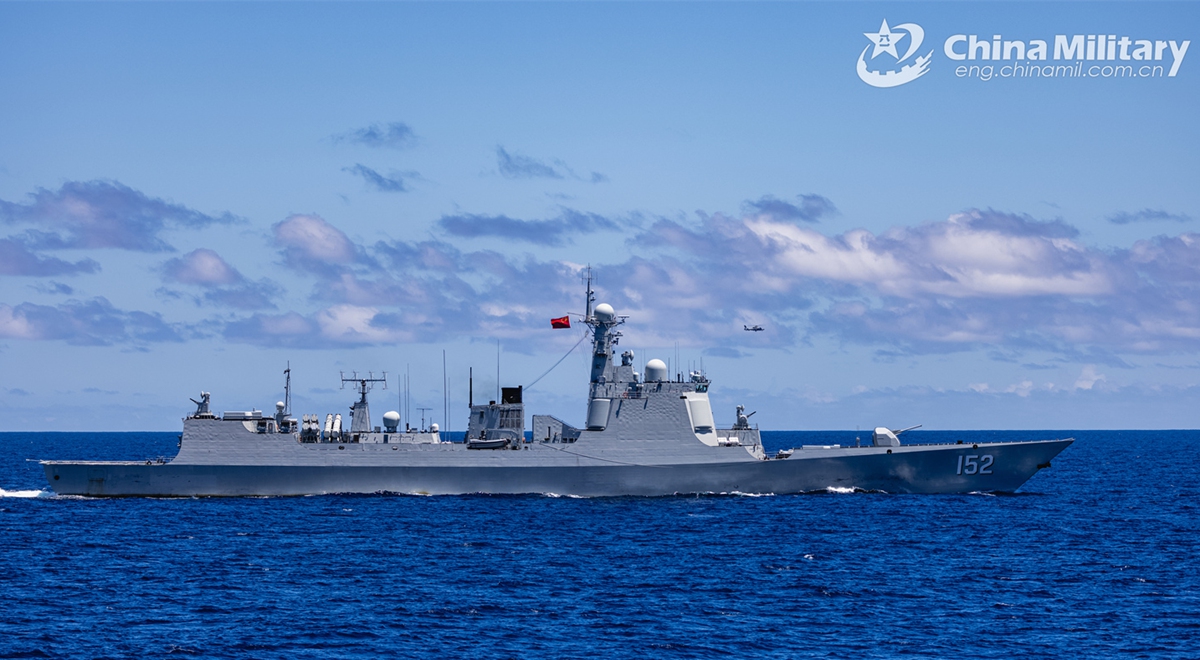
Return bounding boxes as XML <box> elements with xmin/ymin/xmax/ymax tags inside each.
<box><xmin>341</xmin><ymin>371</ymin><xmax>387</xmax><ymax>433</ymax></box>
<box><xmin>584</xmin><ymin>264</ymin><xmax>595</xmax><ymax>321</ymax></box>
<box><xmin>581</xmin><ymin>266</ymin><xmax>624</xmax><ymax>384</ymax></box>
<box><xmin>283</xmin><ymin>362</ymin><xmax>292</xmax><ymax>416</ymax></box>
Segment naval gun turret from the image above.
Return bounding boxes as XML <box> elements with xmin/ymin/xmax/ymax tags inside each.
<box><xmin>733</xmin><ymin>405</ymin><xmax>756</xmax><ymax>430</ymax></box>
<box><xmin>873</xmin><ymin>424</ymin><xmax>922</xmax><ymax>447</ymax></box>
<box><xmin>188</xmin><ymin>392</ymin><xmax>215</xmax><ymax>419</ymax></box>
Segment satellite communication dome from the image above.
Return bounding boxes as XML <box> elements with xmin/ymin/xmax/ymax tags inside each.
<box><xmin>645</xmin><ymin>358</ymin><xmax>668</xmax><ymax>382</ymax></box>
<box><xmin>429</xmin><ymin>423</ymin><xmax>440</xmax><ymax>433</ymax></box>
<box><xmin>275</xmin><ymin>401</ymin><xmax>285</xmax><ymax>411</ymax></box>
<box><xmin>594</xmin><ymin>303</ymin><xmax>616</xmax><ymax>322</ymax></box>
<box><xmin>382</xmin><ymin>411</ymin><xmax>401</xmax><ymax>431</ymax></box>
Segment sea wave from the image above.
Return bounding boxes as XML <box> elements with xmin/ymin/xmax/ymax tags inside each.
<box><xmin>2</xmin><ymin>429</ymin><xmax>1198</xmax><ymax>659</ymax></box>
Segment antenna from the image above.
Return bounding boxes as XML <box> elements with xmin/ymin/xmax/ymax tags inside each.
<box><xmin>417</xmin><ymin>406</ymin><xmax>432</xmax><ymax>431</ymax></box>
<box><xmin>283</xmin><ymin>361</ymin><xmax>292</xmax><ymax>416</ymax></box>
<box><xmin>496</xmin><ymin>338</ymin><xmax>501</xmax><ymax>401</ymax></box>
<box><xmin>443</xmin><ymin>349</ymin><xmax>448</xmax><ymax>433</ymax></box>
<box><xmin>339</xmin><ymin>371</ymin><xmax>387</xmax><ymax>434</ymax></box>
<box><xmin>584</xmin><ymin>264</ymin><xmax>595</xmax><ymax>320</ymax></box>
<box><xmin>340</xmin><ymin>371</ymin><xmax>387</xmax><ymax>402</ymax></box>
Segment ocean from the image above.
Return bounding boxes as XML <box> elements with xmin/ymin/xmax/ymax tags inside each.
<box><xmin>1</xmin><ymin>430</ymin><xmax>1197</xmax><ymax>659</ymax></box>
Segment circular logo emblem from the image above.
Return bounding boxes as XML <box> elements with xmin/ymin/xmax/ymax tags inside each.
<box><xmin>857</xmin><ymin>20</ymin><xmax>934</xmax><ymax>88</ymax></box>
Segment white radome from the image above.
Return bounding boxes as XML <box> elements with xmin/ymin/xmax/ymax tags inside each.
<box><xmin>644</xmin><ymin>359</ymin><xmax>668</xmax><ymax>382</ymax></box>
<box><xmin>594</xmin><ymin>303</ymin><xmax>616</xmax><ymax>322</ymax></box>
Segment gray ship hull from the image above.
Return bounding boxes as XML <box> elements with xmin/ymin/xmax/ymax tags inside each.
<box><xmin>43</xmin><ymin>438</ymin><xmax>1071</xmax><ymax>497</ymax></box>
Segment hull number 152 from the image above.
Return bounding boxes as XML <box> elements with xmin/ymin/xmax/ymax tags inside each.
<box><xmin>957</xmin><ymin>454</ymin><xmax>994</xmax><ymax>475</ymax></box>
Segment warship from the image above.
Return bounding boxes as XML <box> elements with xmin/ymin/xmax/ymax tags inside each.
<box><xmin>43</xmin><ymin>275</ymin><xmax>1072</xmax><ymax>497</ymax></box>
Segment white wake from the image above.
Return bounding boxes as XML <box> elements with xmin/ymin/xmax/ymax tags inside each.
<box><xmin>0</xmin><ymin>488</ymin><xmax>51</xmax><ymax>498</ymax></box>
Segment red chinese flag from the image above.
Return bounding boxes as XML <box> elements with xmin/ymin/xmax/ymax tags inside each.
<box><xmin>550</xmin><ymin>315</ymin><xmax>571</xmax><ymax>329</ymax></box>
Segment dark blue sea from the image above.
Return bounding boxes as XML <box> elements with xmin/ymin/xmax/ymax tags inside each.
<box><xmin>1</xmin><ymin>430</ymin><xmax>1197</xmax><ymax>659</ymax></box>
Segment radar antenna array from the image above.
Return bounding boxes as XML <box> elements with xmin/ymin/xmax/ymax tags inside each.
<box><xmin>340</xmin><ymin>371</ymin><xmax>388</xmax><ymax>403</ymax></box>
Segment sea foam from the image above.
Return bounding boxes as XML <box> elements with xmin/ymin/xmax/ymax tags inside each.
<box><xmin>0</xmin><ymin>488</ymin><xmax>51</xmax><ymax>498</ymax></box>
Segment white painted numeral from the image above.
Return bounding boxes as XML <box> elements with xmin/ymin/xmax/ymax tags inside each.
<box><xmin>957</xmin><ymin>454</ymin><xmax>994</xmax><ymax>476</ymax></box>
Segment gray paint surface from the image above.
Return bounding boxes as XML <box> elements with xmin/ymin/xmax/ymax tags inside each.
<box><xmin>44</xmin><ymin>436</ymin><xmax>1070</xmax><ymax>497</ymax></box>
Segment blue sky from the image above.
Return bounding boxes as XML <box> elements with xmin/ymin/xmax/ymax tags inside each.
<box><xmin>1</xmin><ymin>2</ymin><xmax>1198</xmax><ymax>431</ymax></box>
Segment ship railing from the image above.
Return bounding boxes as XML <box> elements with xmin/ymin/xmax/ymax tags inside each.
<box><xmin>591</xmin><ymin>386</ymin><xmax>649</xmax><ymax>400</ymax></box>
<box><xmin>591</xmin><ymin>381</ymin><xmax>707</xmax><ymax>400</ymax></box>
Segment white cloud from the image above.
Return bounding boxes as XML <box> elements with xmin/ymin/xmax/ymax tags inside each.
<box><xmin>273</xmin><ymin>214</ymin><xmax>356</xmax><ymax>265</ymax></box>
<box><xmin>1004</xmin><ymin>380</ymin><xmax>1035</xmax><ymax>397</ymax></box>
<box><xmin>1074</xmin><ymin>365</ymin><xmax>1106</xmax><ymax>390</ymax></box>
<box><xmin>162</xmin><ymin>248</ymin><xmax>242</xmax><ymax>286</ymax></box>
<box><xmin>0</xmin><ymin>299</ymin><xmax>183</xmax><ymax>345</ymax></box>
<box><xmin>315</xmin><ymin>304</ymin><xmax>395</xmax><ymax>343</ymax></box>
<box><xmin>0</xmin><ymin>180</ymin><xmax>237</xmax><ymax>252</ymax></box>
<box><xmin>10</xmin><ymin>202</ymin><xmax>1200</xmax><ymax>364</ymax></box>
<box><xmin>747</xmin><ymin>211</ymin><xmax>1111</xmax><ymax>299</ymax></box>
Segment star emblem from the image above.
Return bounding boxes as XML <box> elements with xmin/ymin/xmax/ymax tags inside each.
<box><xmin>863</xmin><ymin>20</ymin><xmax>905</xmax><ymax>60</ymax></box>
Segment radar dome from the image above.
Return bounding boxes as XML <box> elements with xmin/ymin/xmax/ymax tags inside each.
<box><xmin>382</xmin><ymin>411</ymin><xmax>401</xmax><ymax>432</ymax></box>
<box><xmin>275</xmin><ymin>401</ymin><xmax>286</xmax><ymax>411</ymax></box>
<box><xmin>594</xmin><ymin>303</ymin><xmax>616</xmax><ymax>322</ymax></box>
<box><xmin>645</xmin><ymin>358</ymin><xmax>668</xmax><ymax>382</ymax></box>
<box><xmin>429</xmin><ymin>423</ymin><xmax>440</xmax><ymax>433</ymax></box>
